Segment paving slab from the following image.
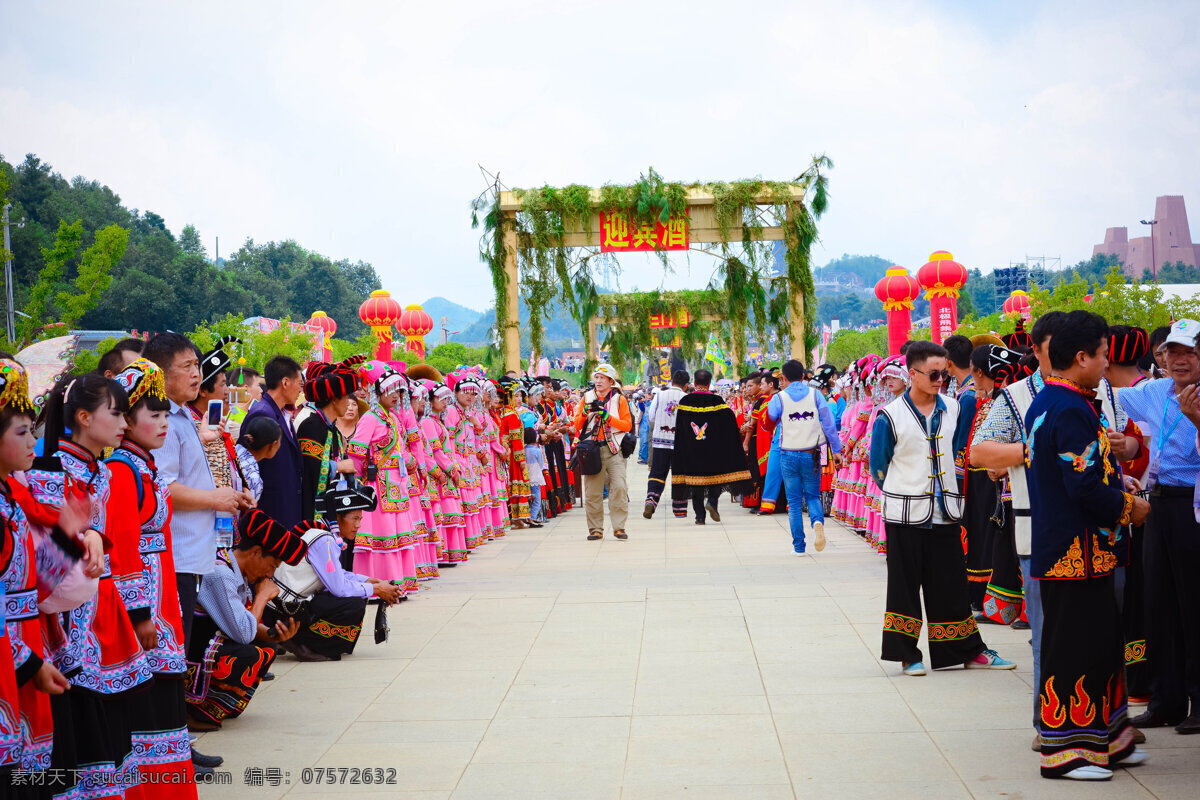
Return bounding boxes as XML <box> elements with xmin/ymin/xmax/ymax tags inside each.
<box><xmin>191</xmin><ymin>460</ymin><xmax>1200</xmax><ymax>799</ymax></box>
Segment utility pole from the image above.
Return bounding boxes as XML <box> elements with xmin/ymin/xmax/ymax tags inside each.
<box><xmin>215</xmin><ymin>235</ymin><xmax>220</xmax><ymax>267</ymax></box>
<box><xmin>3</xmin><ymin>203</ymin><xmax>24</xmax><ymax>343</ymax></box>
<box><xmin>441</xmin><ymin>315</ymin><xmax>449</xmax><ymax>345</ymax></box>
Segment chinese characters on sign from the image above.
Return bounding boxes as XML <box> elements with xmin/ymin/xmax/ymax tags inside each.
<box><xmin>649</xmin><ymin>310</ymin><xmax>691</xmax><ymax>329</ymax></box>
<box><xmin>600</xmin><ymin>212</ymin><xmax>689</xmax><ymax>253</ymax></box>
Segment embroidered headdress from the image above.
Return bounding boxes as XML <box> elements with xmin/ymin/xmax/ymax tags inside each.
<box><xmin>112</xmin><ymin>357</ymin><xmax>168</xmax><ymax>408</ymax></box>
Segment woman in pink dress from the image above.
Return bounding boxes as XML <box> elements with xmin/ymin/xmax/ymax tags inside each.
<box><xmin>481</xmin><ymin>383</ymin><xmax>510</xmax><ymax>537</ymax></box>
<box><xmin>407</xmin><ymin>383</ymin><xmax>440</xmax><ymax>581</ymax></box>
<box><xmin>864</xmin><ymin>355</ymin><xmax>909</xmax><ymax>554</ymax></box>
<box><xmin>447</xmin><ymin>377</ymin><xmax>485</xmax><ymax>552</ymax></box>
<box><xmin>425</xmin><ymin>384</ymin><xmax>467</xmax><ymax>564</ymax></box>
<box><xmin>464</xmin><ymin>385</ymin><xmax>496</xmax><ymax>543</ymax></box>
<box><xmin>347</xmin><ymin>361</ymin><xmax>420</xmax><ymax>595</ymax></box>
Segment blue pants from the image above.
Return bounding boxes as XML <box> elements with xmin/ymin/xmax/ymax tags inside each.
<box><xmin>530</xmin><ymin>489</ymin><xmax>543</xmax><ymax>521</ymax></box>
<box><xmin>1019</xmin><ymin>556</ymin><xmax>1043</xmax><ymax>730</ymax></box>
<box><xmin>762</xmin><ymin>444</ymin><xmax>783</xmax><ymax>510</ymax></box>
<box><xmin>637</xmin><ymin>414</ymin><xmax>651</xmax><ymax>462</ymax></box>
<box><xmin>781</xmin><ymin>450</ymin><xmax>823</xmax><ymax>552</ymax></box>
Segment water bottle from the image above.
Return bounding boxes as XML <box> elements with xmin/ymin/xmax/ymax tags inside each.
<box><xmin>215</xmin><ymin>512</ymin><xmax>234</xmax><ymax>549</ymax></box>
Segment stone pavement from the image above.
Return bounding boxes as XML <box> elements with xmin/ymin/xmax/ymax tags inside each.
<box><xmin>197</xmin><ymin>460</ymin><xmax>1200</xmax><ymax>799</ymax></box>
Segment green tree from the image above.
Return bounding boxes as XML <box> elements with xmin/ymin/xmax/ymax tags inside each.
<box><xmin>18</xmin><ymin>219</ymin><xmax>84</xmax><ymax>345</ymax></box>
<box><xmin>826</xmin><ymin>327</ymin><xmax>887</xmax><ymax>369</ymax></box>
<box><xmin>56</xmin><ymin>223</ymin><xmax>128</xmax><ymax>327</ymax></box>
<box><xmin>179</xmin><ymin>224</ymin><xmax>206</xmax><ymax>257</ymax></box>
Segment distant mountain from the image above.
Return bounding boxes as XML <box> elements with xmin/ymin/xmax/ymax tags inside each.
<box><xmin>421</xmin><ymin>296</ymin><xmax>484</xmax><ymax>343</ymax></box>
<box><xmin>816</xmin><ymin>254</ymin><xmax>894</xmax><ymax>289</ymax></box>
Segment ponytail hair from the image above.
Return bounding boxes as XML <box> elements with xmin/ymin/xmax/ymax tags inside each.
<box><xmin>40</xmin><ymin>373</ymin><xmax>129</xmax><ymax>456</ymax></box>
<box><xmin>237</xmin><ymin>415</ymin><xmax>282</xmax><ymax>452</ymax></box>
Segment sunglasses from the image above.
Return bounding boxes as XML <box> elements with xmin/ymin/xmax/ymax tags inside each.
<box><xmin>912</xmin><ymin>368</ymin><xmax>950</xmax><ymax>383</ymax></box>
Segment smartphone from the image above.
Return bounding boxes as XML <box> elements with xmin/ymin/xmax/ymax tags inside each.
<box><xmin>206</xmin><ymin>399</ymin><xmax>223</xmax><ymax>430</ymax></box>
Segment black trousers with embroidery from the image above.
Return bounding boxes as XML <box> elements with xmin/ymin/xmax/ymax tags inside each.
<box><xmin>963</xmin><ymin>469</ymin><xmax>998</xmax><ymax>609</ymax></box>
<box><xmin>645</xmin><ymin>447</ymin><xmax>672</xmax><ymax>507</ymax></box>
<box><xmin>881</xmin><ymin>522</ymin><xmax>988</xmax><ymax>669</ymax></box>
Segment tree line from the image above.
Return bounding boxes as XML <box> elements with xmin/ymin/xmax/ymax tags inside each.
<box><xmin>0</xmin><ymin>153</ymin><xmax>382</xmax><ymax>347</ymax></box>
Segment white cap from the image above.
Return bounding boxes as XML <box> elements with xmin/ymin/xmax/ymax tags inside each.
<box><xmin>592</xmin><ymin>364</ymin><xmax>621</xmax><ymax>384</ymax></box>
<box><xmin>1157</xmin><ymin>319</ymin><xmax>1200</xmax><ymax>352</ymax></box>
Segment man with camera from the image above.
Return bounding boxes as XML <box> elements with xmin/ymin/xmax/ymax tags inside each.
<box><xmin>572</xmin><ymin>364</ymin><xmax>634</xmax><ymax>540</ymax></box>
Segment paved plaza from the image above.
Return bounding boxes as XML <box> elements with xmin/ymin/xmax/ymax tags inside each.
<box><xmin>198</xmin><ymin>461</ymin><xmax>1200</xmax><ymax>799</ymax></box>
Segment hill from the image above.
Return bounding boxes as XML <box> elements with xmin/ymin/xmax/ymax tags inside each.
<box><xmin>815</xmin><ymin>254</ymin><xmax>893</xmax><ymax>288</ymax></box>
<box><xmin>421</xmin><ymin>296</ymin><xmax>484</xmax><ymax>343</ymax></box>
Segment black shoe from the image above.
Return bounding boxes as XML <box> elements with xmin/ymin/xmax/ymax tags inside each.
<box><xmin>643</xmin><ymin>503</ymin><xmax>655</xmax><ymax>519</ymax></box>
<box><xmin>261</xmin><ymin>671</ymin><xmax>275</xmax><ymax>681</ymax></box>
<box><xmin>1011</xmin><ymin>619</ymin><xmax>1031</xmax><ymax>630</ymax></box>
<box><xmin>192</xmin><ymin>748</ymin><xmax>224</xmax><ymax>768</ymax></box>
<box><xmin>193</xmin><ymin>763</ymin><xmax>215</xmax><ymax>778</ymax></box>
<box><xmin>1130</xmin><ymin>709</ymin><xmax>1185</xmax><ymax>728</ymax></box>
<box><xmin>695</xmin><ymin>518</ymin><xmax>705</xmax><ymax>525</ymax></box>
<box><xmin>1175</xmin><ymin>714</ymin><xmax>1200</xmax><ymax>734</ymax></box>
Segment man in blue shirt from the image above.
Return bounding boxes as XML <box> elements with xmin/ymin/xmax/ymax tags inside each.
<box><xmin>1120</xmin><ymin>318</ymin><xmax>1200</xmax><ymax>734</ymax></box>
<box><xmin>764</xmin><ymin>360</ymin><xmax>841</xmax><ymax>553</ymax></box>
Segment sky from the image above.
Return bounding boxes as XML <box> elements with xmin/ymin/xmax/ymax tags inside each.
<box><xmin>2</xmin><ymin>0</ymin><xmax>1197</xmax><ymax>312</ymax></box>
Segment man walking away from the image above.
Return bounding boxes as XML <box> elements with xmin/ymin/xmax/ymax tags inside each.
<box><xmin>764</xmin><ymin>359</ymin><xmax>842</xmax><ymax>553</ymax></box>
<box><xmin>669</xmin><ymin>369</ymin><xmax>751</xmax><ymax>524</ymax></box>
<box><xmin>643</xmin><ymin>370</ymin><xmax>688</xmax><ymax>518</ymax></box>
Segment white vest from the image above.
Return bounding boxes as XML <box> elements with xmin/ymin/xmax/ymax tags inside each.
<box><xmin>779</xmin><ymin>390</ymin><xmax>823</xmax><ymax>451</ymax></box>
<box><xmin>650</xmin><ymin>386</ymin><xmax>686</xmax><ymax>448</ymax></box>
<box><xmin>879</xmin><ymin>394</ymin><xmax>965</xmax><ymax>525</ymax></box>
<box><xmin>1000</xmin><ymin>375</ymin><xmax>1039</xmax><ymax>556</ymax></box>
<box><xmin>273</xmin><ymin>527</ymin><xmax>336</xmax><ymax>604</ymax></box>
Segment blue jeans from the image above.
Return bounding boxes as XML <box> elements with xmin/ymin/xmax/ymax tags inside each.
<box><xmin>762</xmin><ymin>444</ymin><xmax>783</xmax><ymax>509</ymax></box>
<box><xmin>530</xmin><ymin>488</ymin><xmax>543</xmax><ymax>521</ymax></box>
<box><xmin>637</xmin><ymin>414</ymin><xmax>651</xmax><ymax>462</ymax></box>
<box><xmin>781</xmin><ymin>450</ymin><xmax>823</xmax><ymax>551</ymax></box>
<box><xmin>1019</xmin><ymin>556</ymin><xmax>1043</xmax><ymax>730</ymax></box>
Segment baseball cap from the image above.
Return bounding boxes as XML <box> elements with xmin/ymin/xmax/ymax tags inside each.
<box><xmin>1157</xmin><ymin>319</ymin><xmax>1200</xmax><ymax>352</ymax></box>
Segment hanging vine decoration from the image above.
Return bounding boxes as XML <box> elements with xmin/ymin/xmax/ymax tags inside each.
<box><xmin>471</xmin><ymin>158</ymin><xmax>832</xmax><ymax>370</ymax></box>
<box><xmin>594</xmin><ymin>289</ymin><xmax>725</xmax><ymax>371</ymax></box>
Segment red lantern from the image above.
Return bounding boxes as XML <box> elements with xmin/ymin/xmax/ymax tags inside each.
<box><xmin>397</xmin><ymin>304</ymin><xmax>435</xmax><ymax>359</ymax></box>
<box><xmin>916</xmin><ymin>250</ymin><xmax>969</xmax><ymax>345</ymax></box>
<box><xmin>358</xmin><ymin>290</ymin><xmax>403</xmax><ymax>361</ymax></box>
<box><xmin>874</xmin><ymin>267</ymin><xmax>921</xmax><ymax>355</ymax></box>
<box><xmin>1002</xmin><ymin>290</ymin><xmax>1032</xmax><ymax>321</ymax></box>
<box><xmin>307</xmin><ymin>310</ymin><xmax>338</xmax><ymax>361</ymax></box>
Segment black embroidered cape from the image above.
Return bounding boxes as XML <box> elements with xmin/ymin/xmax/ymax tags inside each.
<box><xmin>670</xmin><ymin>392</ymin><xmax>752</xmax><ymax>488</ymax></box>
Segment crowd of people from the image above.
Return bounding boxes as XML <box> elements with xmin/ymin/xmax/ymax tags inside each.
<box><xmin>0</xmin><ymin>336</ymin><xmax>595</xmax><ymax>797</ymax></box>
<box><xmin>3</xmin><ymin>308</ymin><xmax>1198</xmax><ymax>792</ymax></box>
<box><xmin>618</xmin><ymin>312</ymin><xmax>1200</xmax><ymax>781</ymax></box>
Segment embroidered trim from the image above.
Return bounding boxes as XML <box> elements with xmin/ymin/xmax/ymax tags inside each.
<box><xmin>883</xmin><ymin>611</ymin><xmax>922</xmax><ymax>639</ymax></box>
<box><xmin>1044</xmin><ymin>537</ymin><xmax>1086</xmax><ymax>579</ymax></box>
<box><xmin>927</xmin><ymin>616</ymin><xmax>979</xmax><ymax>641</ymax></box>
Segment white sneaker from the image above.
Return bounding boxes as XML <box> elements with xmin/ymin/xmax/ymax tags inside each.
<box><xmin>1062</xmin><ymin>765</ymin><xmax>1112</xmax><ymax>781</ymax></box>
<box><xmin>813</xmin><ymin>522</ymin><xmax>826</xmax><ymax>552</ymax></box>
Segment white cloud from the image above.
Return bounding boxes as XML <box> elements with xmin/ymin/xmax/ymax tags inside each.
<box><xmin>1</xmin><ymin>0</ymin><xmax>1197</xmax><ymax>313</ymax></box>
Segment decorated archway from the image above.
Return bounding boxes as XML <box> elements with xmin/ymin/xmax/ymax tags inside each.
<box><xmin>472</xmin><ymin>159</ymin><xmax>831</xmax><ymax>374</ymax></box>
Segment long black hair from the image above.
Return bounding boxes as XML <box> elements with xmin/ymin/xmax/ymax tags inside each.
<box><xmin>40</xmin><ymin>373</ymin><xmax>129</xmax><ymax>456</ymax></box>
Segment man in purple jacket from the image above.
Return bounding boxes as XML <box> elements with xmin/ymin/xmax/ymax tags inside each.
<box><xmin>243</xmin><ymin>355</ymin><xmax>305</xmax><ymax>529</ymax></box>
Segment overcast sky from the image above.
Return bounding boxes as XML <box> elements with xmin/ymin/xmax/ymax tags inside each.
<box><xmin>2</xmin><ymin>0</ymin><xmax>1196</xmax><ymax>311</ymax></box>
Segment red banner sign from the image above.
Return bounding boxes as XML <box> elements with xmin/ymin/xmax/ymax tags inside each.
<box><xmin>600</xmin><ymin>212</ymin><xmax>689</xmax><ymax>253</ymax></box>
<box><xmin>649</xmin><ymin>310</ymin><xmax>690</xmax><ymax>329</ymax></box>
